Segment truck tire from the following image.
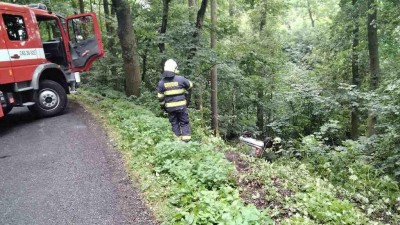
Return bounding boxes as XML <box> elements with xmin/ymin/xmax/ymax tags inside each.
<box><xmin>28</xmin><ymin>80</ymin><xmax>68</xmax><ymax>117</ymax></box>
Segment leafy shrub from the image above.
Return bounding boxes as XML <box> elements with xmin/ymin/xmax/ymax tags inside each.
<box><xmin>153</xmin><ymin>141</ymin><xmax>234</xmax><ymax>190</ymax></box>
<box><xmin>294</xmin><ymin>189</ymin><xmax>369</xmax><ymax>225</ymax></box>
<box><xmin>300</xmin><ymin>135</ymin><xmax>400</xmax><ymax>223</ymax></box>
<box><xmin>249</xmin><ymin>158</ymin><xmax>380</xmax><ymax>225</ymax></box>
<box><xmin>171</xmin><ymin>186</ymin><xmax>272</xmax><ymax>225</ymax></box>
<box><xmin>374</xmin><ymin>131</ymin><xmax>400</xmax><ymax>180</ymax></box>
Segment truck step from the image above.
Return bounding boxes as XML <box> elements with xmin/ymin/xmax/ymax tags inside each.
<box><xmin>14</xmin><ymin>82</ymin><xmax>34</xmax><ymax>92</ymax></box>
<box><xmin>22</xmin><ymin>102</ymin><xmax>35</xmax><ymax>106</ymax></box>
<box><xmin>16</xmin><ymin>87</ymin><xmax>34</xmax><ymax>92</ymax></box>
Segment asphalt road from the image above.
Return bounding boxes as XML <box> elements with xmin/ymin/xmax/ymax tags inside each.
<box><xmin>0</xmin><ymin>101</ymin><xmax>156</xmax><ymax>225</ymax></box>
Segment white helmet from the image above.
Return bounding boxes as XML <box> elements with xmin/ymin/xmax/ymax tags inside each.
<box><xmin>273</xmin><ymin>137</ymin><xmax>282</xmax><ymax>144</ymax></box>
<box><xmin>164</xmin><ymin>59</ymin><xmax>178</xmax><ymax>72</ymax></box>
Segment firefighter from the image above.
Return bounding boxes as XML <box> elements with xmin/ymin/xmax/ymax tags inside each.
<box><xmin>272</xmin><ymin>137</ymin><xmax>283</xmax><ymax>154</ymax></box>
<box><xmin>261</xmin><ymin>136</ymin><xmax>283</xmax><ymax>161</ymax></box>
<box><xmin>157</xmin><ymin>59</ymin><xmax>193</xmax><ymax>142</ymax></box>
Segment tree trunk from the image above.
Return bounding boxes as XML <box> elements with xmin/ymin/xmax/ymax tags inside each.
<box><xmin>189</xmin><ymin>0</ymin><xmax>208</xmax><ymax>59</ymax></box>
<box><xmin>71</xmin><ymin>0</ymin><xmax>78</xmax><ymax>12</ymax></box>
<box><xmin>256</xmin><ymin>3</ymin><xmax>267</xmax><ymax>135</ymax></box>
<box><xmin>142</xmin><ymin>39</ymin><xmax>152</xmax><ymax>90</ymax></box>
<box><xmin>112</xmin><ymin>0</ymin><xmax>142</xmax><ymax>97</ymax></box>
<box><xmin>306</xmin><ymin>0</ymin><xmax>315</xmax><ymax>27</ymax></box>
<box><xmin>79</xmin><ymin>0</ymin><xmax>85</xmax><ymax>13</ymax></box>
<box><xmin>259</xmin><ymin>7</ymin><xmax>266</xmax><ymax>32</ymax></box>
<box><xmin>90</xmin><ymin>0</ymin><xmax>94</xmax><ymax>12</ymax></box>
<box><xmin>188</xmin><ymin>0</ymin><xmax>198</xmax><ymax>107</ymax></box>
<box><xmin>196</xmin><ymin>0</ymin><xmax>208</xmax><ymax>29</ymax></box>
<box><xmin>189</xmin><ymin>0</ymin><xmax>196</xmax><ymax>21</ymax></box>
<box><xmin>351</xmin><ymin>0</ymin><xmax>360</xmax><ymax>139</ymax></box>
<box><xmin>142</xmin><ymin>47</ymin><xmax>148</xmax><ymax>86</ymax></box>
<box><xmin>231</xmin><ymin>87</ymin><xmax>236</xmax><ymax>131</ymax></box>
<box><xmin>228</xmin><ymin>0</ymin><xmax>234</xmax><ymax>17</ymax></box>
<box><xmin>210</xmin><ymin>0</ymin><xmax>218</xmax><ymax>136</ymax></box>
<box><xmin>366</xmin><ymin>0</ymin><xmax>380</xmax><ymax>136</ymax></box>
<box><xmin>256</xmin><ymin>90</ymin><xmax>264</xmax><ymax>135</ymax></box>
<box><xmin>195</xmin><ymin>88</ymin><xmax>203</xmax><ymax>111</ymax></box>
<box><xmin>104</xmin><ymin>0</ymin><xmax>118</xmax><ymax>78</ymax></box>
<box><xmin>98</xmin><ymin>0</ymin><xmax>103</xmax><ymax>31</ymax></box>
<box><xmin>111</xmin><ymin>1</ymin><xmax>116</xmax><ymax>15</ymax></box>
<box><xmin>104</xmin><ymin>0</ymin><xmax>112</xmax><ymax>33</ymax></box>
<box><xmin>190</xmin><ymin>0</ymin><xmax>207</xmax><ymax>111</ymax></box>
<box><xmin>159</xmin><ymin>0</ymin><xmax>171</xmax><ymax>53</ymax></box>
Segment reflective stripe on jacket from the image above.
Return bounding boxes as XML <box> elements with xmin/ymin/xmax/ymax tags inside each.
<box><xmin>157</xmin><ymin>73</ymin><xmax>193</xmax><ymax>112</ymax></box>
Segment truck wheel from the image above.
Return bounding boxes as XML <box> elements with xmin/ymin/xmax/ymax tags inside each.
<box><xmin>28</xmin><ymin>80</ymin><xmax>68</xmax><ymax>117</ymax></box>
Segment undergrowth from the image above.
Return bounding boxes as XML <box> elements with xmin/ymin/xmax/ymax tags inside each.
<box><xmin>75</xmin><ymin>88</ymin><xmax>272</xmax><ymax>225</ymax></box>
<box><xmin>74</xmin><ymin>88</ymin><xmax>400</xmax><ymax>225</ymax></box>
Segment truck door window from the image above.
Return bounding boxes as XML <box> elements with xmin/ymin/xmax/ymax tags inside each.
<box><xmin>38</xmin><ymin>19</ymin><xmax>61</xmax><ymax>42</ymax></box>
<box><xmin>67</xmin><ymin>15</ymin><xmax>100</xmax><ymax>68</ymax></box>
<box><xmin>37</xmin><ymin>17</ymin><xmax>67</xmax><ymax>66</ymax></box>
<box><xmin>68</xmin><ymin>16</ymin><xmax>95</xmax><ymax>44</ymax></box>
<box><xmin>66</xmin><ymin>13</ymin><xmax>104</xmax><ymax>71</ymax></box>
<box><xmin>2</xmin><ymin>14</ymin><xmax>28</xmax><ymax>41</ymax></box>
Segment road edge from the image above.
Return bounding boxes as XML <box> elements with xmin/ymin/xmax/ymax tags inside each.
<box><xmin>70</xmin><ymin>99</ymin><xmax>159</xmax><ymax>225</ymax></box>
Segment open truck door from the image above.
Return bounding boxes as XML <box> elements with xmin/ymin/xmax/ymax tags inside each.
<box><xmin>66</xmin><ymin>13</ymin><xmax>104</xmax><ymax>72</ymax></box>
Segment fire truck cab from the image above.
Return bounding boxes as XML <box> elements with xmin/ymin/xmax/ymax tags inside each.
<box><xmin>0</xmin><ymin>2</ymin><xmax>104</xmax><ymax>118</ymax></box>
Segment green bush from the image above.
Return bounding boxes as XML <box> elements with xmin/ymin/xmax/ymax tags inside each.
<box><xmin>300</xmin><ymin>135</ymin><xmax>400</xmax><ymax>223</ymax></box>
<box><xmin>171</xmin><ymin>186</ymin><xmax>273</xmax><ymax>225</ymax></box>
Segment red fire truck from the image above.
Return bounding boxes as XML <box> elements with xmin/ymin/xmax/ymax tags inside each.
<box><xmin>0</xmin><ymin>3</ymin><xmax>104</xmax><ymax>118</ymax></box>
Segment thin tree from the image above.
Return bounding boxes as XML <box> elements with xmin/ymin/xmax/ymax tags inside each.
<box><xmin>103</xmin><ymin>0</ymin><xmax>112</xmax><ymax>33</ymax></box>
<box><xmin>98</xmin><ymin>0</ymin><xmax>102</xmax><ymax>30</ymax></box>
<box><xmin>351</xmin><ymin>0</ymin><xmax>360</xmax><ymax>139</ymax></box>
<box><xmin>306</xmin><ymin>0</ymin><xmax>315</xmax><ymax>27</ymax></box>
<box><xmin>159</xmin><ymin>0</ymin><xmax>171</xmax><ymax>53</ymax></box>
<box><xmin>256</xmin><ymin>2</ymin><xmax>267</xmax><ymax>135</ymax></box>
<box><xmin>189</xmin><ymin>0</ymin><xmax>196</xmax><ymax>21</ymax></box>
<box><xmin>79</xmin><ymin>0</ymin><xmax>85</xmax><ymax>13</ymax></box>
<box><xmin>189</xmin><ymin>0</ymin><xmax>208</xmax><ymax>59</ymax></box>
<box><xmin>189</xmin><ymin>0</ymin><xmax>208</xmax><ymax>111</ymax></box>
<box><xmin>111</xmin><ymin>0</ymin><xmax>142</xmax><ymax>97</ymax></box>
<box><xmin>71</xmin><ymin>0</ymin><xmax>78</xmax><ymax>12</ymax></box>
<box><xmin>228</xmin><ymin>0</ymin><xmax>235</xmax><ymax>17</ymax></box>
<box><xmin>103</xmin><ymin>0</ymin><xmax>118</xmax><ymax>79</ymax></box>
<box><xmin>157</xmin><ymin>0</ymin><xmax>171</xmax><ymax>72</ymax></box>
<box><xmin>196</xmin><ymin>0</ymin><xmax>208</xmax><ymax>31</ymax></box>
<box><xmin>366</xmin><ymin>0</ymin><xmax>380</xmax><ymax>136</ymax></box>
<box><xmin>210</xmin><ymin>0</ymin><xmax>218</xmax><ymax>135</ymax></box>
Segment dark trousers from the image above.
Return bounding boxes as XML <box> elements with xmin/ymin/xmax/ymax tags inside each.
<box><xmin>168</xmin><ymin>108</ymin><xmax>191</xmax><ymax>140</ymax></box>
